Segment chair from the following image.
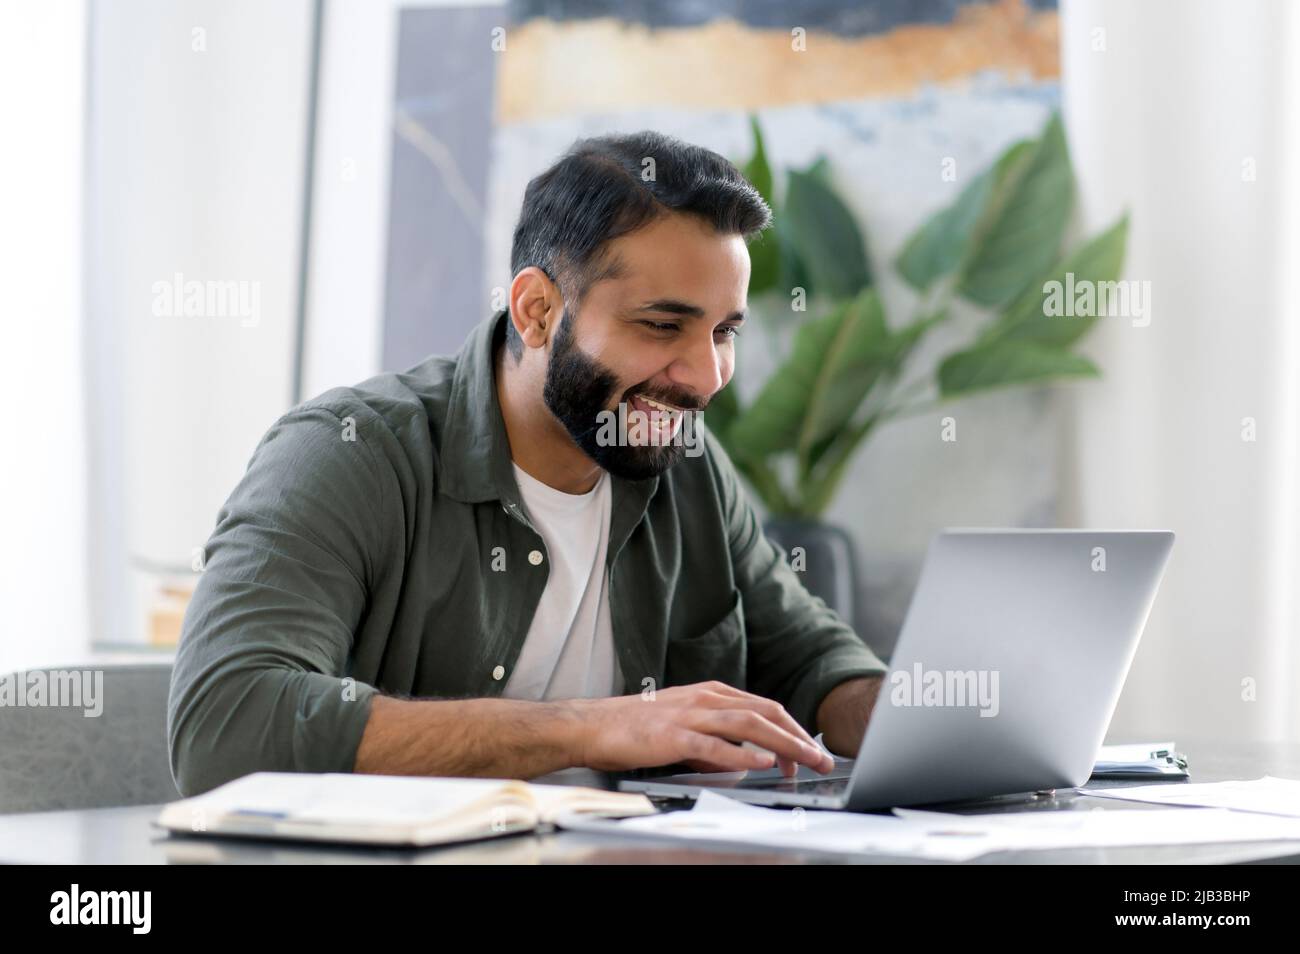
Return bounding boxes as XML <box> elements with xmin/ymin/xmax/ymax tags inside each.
<box><xmin>0</xmin><ymin>663</ymin><xmax>181</xmax><ymax>813</ymax></box>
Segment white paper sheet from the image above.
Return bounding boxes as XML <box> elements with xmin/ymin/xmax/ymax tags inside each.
<box><xmin>1079</xmin><ymin>775</ymin><xmax>1300</xmax><ymax>817</ymax></box>
<box><xmin>895</xmin><ymin>805</ymin><xmax>1300</xmax><ymax>850</ymax></box>
<box><xmin>557</xmin><ymin>787</ymin><xmax>1300</xmax><ymax>860</ymax></box>
<box><xmin>603</xmin><ymin>790</ymin><xmax>1002</xmax><ymax>860</ymax></box>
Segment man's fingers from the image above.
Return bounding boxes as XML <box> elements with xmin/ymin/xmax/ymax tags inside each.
<box><xmin>688</xmin><ymin>708</ymin><xmax>832</xmax><ymax>773</ymax></box>
<box><xmin>672</xmin><ymin>729</ymin><xmax>775</xmax><ymax>772</ymax></box>
<box><xmin>692</xmin><ymin>683</ymin><xmax>822</xmax><ymax>752</ymax></box>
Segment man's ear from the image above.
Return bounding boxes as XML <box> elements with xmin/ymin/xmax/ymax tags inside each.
<box><xmin>508</xmin><ymin>267</ymin><xmax>560</xmax><ymax>350</ymax></box>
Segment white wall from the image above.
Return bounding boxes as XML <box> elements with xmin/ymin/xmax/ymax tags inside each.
<box><xmin>0</xmin><ymin>0</ymin><xmax>89</xmax><ymax>672</ymax></box>
<box><xmin>1062</xmin><ymin>0</ymin><xmax>1300</xmax><ymax>742</ymax></box>
<box><xmin>86</xmin><ymin>0</ymin><xmax>313</xmax><ymax>645</ymax></box>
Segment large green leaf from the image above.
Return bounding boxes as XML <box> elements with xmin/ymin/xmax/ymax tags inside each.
<box><xmin>938</xmin><ymin>340</ymin><xmax>1098</xmax><ymax>398</ymax></box>
<box><xmin>777</xmin><ymin>214</ymin><xmax>815</xmax><ymax>301</ymax></box>
<box><xmin>957</xmin><ymin>114</ymin><xmax>1073</xmax><ymax>308</ymax></box>
<box><xmin>740</xmin><ymin>116</ymin><xmax>781</xmax><ymax>295</ymax></box>
<box><xmin>798</xmin><ymin>308</ymin><xmax>945</xmax><ymax>488</ymax></box>
<box><xmin>797</xmin><ymin>413</ymin><xmax>877</xmax><ymax>519</ymax></box>
<box><xmin>700</xmin><ymin>381</ymin><xmax>794</xmax><ymax>513</ymax></box>
<box><xmin>895</xmin><ymin>143</ymin><xmax>1027</xmax><ymax>291</ymax></box>
<box><xmin>783</xmin><ymin>163</ymin><xmax>871</xmax><ymax>299</ymax></box>
<box><xmin>806</xmin><ymin>156</ymin><xmax>832</xmax><ymax>184</ymax></box>
<box><xmin>897</xmin><ymin>175</ymin><xmax>992</xmax><ymax>293</ymax></box>
<box><xmin>979</xmin><ymin>214</ymin><xmax>1129</xmax><ymax>349</ymax></box>
<box><xmin>801</xmin><ymin>304</ymin><xmax>944</xmax><ymax>462</ymax></box>
<box><xmin>740</xmin><ymin>115</ymin><xmax>773</xmax><ymax>201</ymax></box>
<box><xmin>894</xmin><ymin>141</ymin><xmax>1013</xmax><ymax>291</ymax></box>
<box><xmin>728</xmin><ymin>291</ymin><xmax>883</xmax><ymax>458</ymax></box>
<box><xmin>799</xmin><ymin>291</ymin><xmax>888</xmax><ymax>457</ymax></box>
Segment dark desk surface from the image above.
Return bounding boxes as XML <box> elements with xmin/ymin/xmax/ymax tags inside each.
<box><xmin>4</xmin><ymin>737</ymin><xmax>1299</xmax><ymax>864</ymax></box>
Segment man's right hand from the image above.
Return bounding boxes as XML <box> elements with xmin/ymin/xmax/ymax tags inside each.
<box><xmin>570</xmin><ymin>681</ymin><xmax>834</xmax><ymax>777</ymax></box>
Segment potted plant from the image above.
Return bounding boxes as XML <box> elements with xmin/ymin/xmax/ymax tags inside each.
<box><xmin>708</xmin><ymin>113</ymin><xmax>1129</xmax><ymax>626</ymax></box>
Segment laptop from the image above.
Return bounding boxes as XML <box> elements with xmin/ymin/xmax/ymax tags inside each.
<box><xmin>618</xmin><ymin>529</ymin><xmax>1175</xmax><ymax>811</ymax></box>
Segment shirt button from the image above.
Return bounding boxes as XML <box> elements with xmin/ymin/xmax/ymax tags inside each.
<box><xmin>528</xmin><ymin>550</ymin><xmax>544</xmax><ymax>566</ymax></box>
<box><xmin>492</xmin><ymin>665</ymin><xmax>505</xmax><ymax>680</ymax></box>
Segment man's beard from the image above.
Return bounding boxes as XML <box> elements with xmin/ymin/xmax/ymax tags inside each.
<box><xmin>542</xmin><ymin>311</ymin><xmax>703</xmax><ymax>481</ymax></box>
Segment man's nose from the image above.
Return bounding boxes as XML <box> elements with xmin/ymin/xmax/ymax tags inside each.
<box><xmin>667</xmin><ymin>331</ymin><xmax>724</xmax><ymax>401</ymax></box>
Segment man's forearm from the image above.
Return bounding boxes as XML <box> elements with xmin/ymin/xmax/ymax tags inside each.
<box><xmin>815</xmin><ymin>675</ymin><xmax>884</xmax><ymax>757</ymax></box>
<box><xmin>353</xmin><ymin>694</ymin><xmax>589</xmax><ymax>778</ymax></box>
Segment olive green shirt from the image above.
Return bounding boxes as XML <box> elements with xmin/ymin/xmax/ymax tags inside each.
<box><xmin>167</xmin><ymin>310</ymin><xmax>886</xmax><ymax>795</ymax></box>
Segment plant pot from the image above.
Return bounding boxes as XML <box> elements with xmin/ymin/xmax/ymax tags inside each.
<box><xmin>762</xmin><ymin>517</ymin><xmax>860</xmax><ymax>628</ymax></box>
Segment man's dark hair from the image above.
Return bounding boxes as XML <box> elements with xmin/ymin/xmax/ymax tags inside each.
<box><xmin>503</xmin><ymin>130</ymin><xmax>773</xmax><ymax>361</ymax></box>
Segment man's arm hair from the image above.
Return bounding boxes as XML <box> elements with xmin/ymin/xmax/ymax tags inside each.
<box><xmin>353</xmin><ymin>695</ymin><xmax>588</xmax><ymax>777</ymax></box>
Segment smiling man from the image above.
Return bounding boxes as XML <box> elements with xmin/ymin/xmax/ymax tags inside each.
<box><xmin>167</xmin><ymin>131</ymin><xmax>887</xmax><ymax>796</ymax></box>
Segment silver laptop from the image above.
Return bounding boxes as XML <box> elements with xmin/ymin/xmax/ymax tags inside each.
<box><xmin>619</xmin><ymin>529</ymin><xmax>1175</xmax><ymax>811</ymax></box>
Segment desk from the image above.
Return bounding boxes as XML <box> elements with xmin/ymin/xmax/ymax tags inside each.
<box><xmin>3</xmin><ymin>738</ymin><xmax>1298</xmax><ymax>864</ymax></box>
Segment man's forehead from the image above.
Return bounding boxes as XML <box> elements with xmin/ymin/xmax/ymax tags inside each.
<box><xmin>597</xmin><ymin>230</ymin><xmax>750</xmax><ymax>308</ymax></box>
<box><xmin>613</xmin><ymin>216</ymin><xmax>747</xmax><ymax>262</ymax></box>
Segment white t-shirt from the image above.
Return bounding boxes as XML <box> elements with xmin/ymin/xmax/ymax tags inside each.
<box><xmin>501</xmin><ymin>462</ymin><xmax>623</xmax><ymax>703</ymax></box>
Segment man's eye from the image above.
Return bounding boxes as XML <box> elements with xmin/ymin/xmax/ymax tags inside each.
<box><xmin>640</xmin><ymin>320</ymin><xmax>679</xmax><ymax>332</ymax></box>
<box><xmin>716</xmin><ymin>325</ymin><xmax>741</xmax><ymax>339</ymax></box>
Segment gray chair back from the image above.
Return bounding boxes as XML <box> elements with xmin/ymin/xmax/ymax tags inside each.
<box><xmin>0</xmin><ymin>663</ymin><xmax>181</xmax><ymax>813</ymax></box>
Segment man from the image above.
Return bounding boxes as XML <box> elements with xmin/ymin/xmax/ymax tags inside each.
<box><xmin>168</xmin><ymin>131</ymin><xmax>887</xmax><ymax>797</ymax></box>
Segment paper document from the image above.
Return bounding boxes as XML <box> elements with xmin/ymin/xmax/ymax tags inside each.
<box><xmin>564</xmin><ymin>790</ymin><xmax>1002</xmax><ymax>861</ymax></box>
<box><xmin>894</xmin><ymin>805</ymin><xmax>1300</xmax><ymax>851</ymax></box>
<box><xmin>557</xmin><ymin>788</ymin><xmax>1300</xmax><ymax>860</ymax></box>
<box><xmin>1079</xmin><ymin>775</ymin><xmax>1300</xmax><ymax>817</ymax></box>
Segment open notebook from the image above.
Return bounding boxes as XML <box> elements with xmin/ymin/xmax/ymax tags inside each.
<box><xmin>156</xmin><ymin>772</ymin><xmax>657</xmax><ymax>847</ymax></box>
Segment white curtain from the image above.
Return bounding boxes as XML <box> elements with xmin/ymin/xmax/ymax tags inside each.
<box><xmin>1061</xmin><ymin>0</ymin><xmax>1300</xmax><ymax>743</ymax></box>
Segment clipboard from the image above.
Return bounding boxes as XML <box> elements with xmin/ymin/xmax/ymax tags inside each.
<box><xmin>1091</xmin><ymin>746</ymin><xmax>1189</xmax><ymax>781</ymax></box>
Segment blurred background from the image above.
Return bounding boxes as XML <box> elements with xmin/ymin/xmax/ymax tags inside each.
<box><xmin>2</xmin><ymin>0</ymin><xmax>1297</xmax><ymax>745</ymax></box>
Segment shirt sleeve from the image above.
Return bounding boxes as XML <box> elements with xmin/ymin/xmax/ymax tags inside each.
<box><xmin>167</xmin><ymin>404</ymin><xmax>385</xmax><ymax>796</ymax></box>
<box><xmin>704</xmin><ymin>425</ymin><xmax>888</xmax><ymax>736</ymax></box>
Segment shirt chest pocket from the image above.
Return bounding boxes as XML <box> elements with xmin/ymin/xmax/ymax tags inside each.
<box><xmin>663</xmin><ymin>589</ymin><xmax>746</xmax><ymax>691</ymax></box>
